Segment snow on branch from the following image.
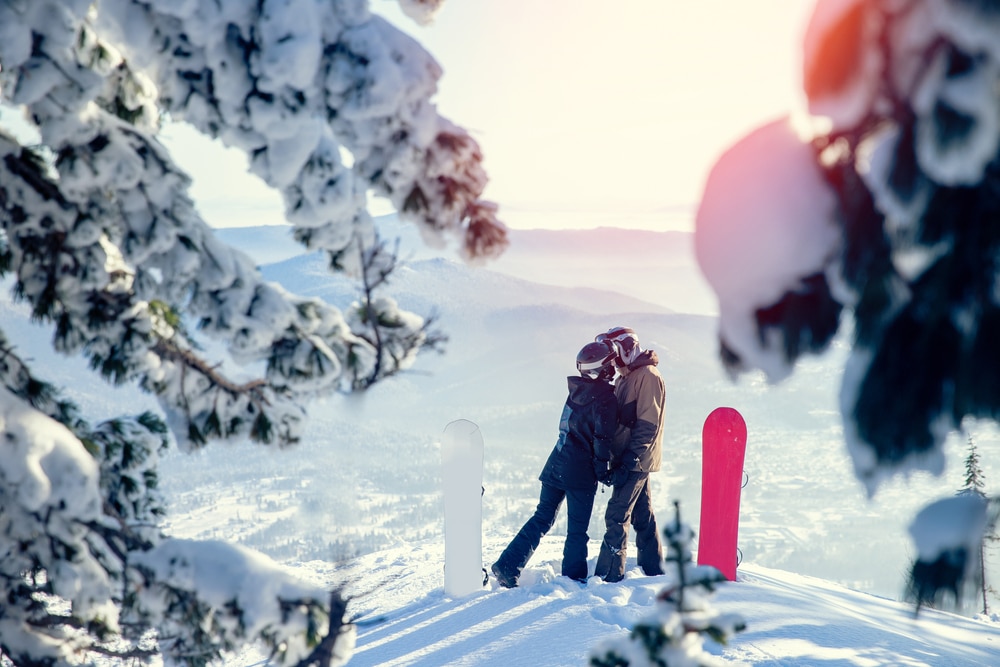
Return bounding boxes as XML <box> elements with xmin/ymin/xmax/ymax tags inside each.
<box><xmin>0</xmin><ymin>0</ymin><xmax>499</xmax><ymax>448</ymax></box>
<box><xmin>0</xmin><ymin>326</ymin><xmax>354</xmax><ymax>666</ymax></box>
<box><xmin>87</xmin><ymin>0</ymin><xmax>506</xmax><ymax>264</ymax></box>
<box><xmin>396</xmin><ymin>0</ymin><xmax>446</xmax><ymax>26</ymax></box>
<box><xmin>129</xmin><ymin>539</ymin><xmax>354</xmax><ymax>667</ymax></box>
<box><xmin>0</xmin><ymin>131</ymin><xmax>310</xmax><ymax>449</ymax></box>
<box><xmin>340</xmin><ymin>231</ymin><xmax>447</xmax><ymax>389</ymax></box>
<box><xmin>0</xmin><ymin>1</ymin><xmax>461</xmax><ymax>448</ymax></box>
<box><xmin>0</xmin><ymin>2</ymin><xmax>484</xmax><ymax>664</ymax></box>
<box><xmin>696</xmin><ymin>0</ymin><xmax>1000</xmax><ymax>494</ymax></box>
<box><xmin>905</xmin><ymin>493</ymin><xmax>1000</xmax><ymax>613</ymax></box>
<box><xmin>0</xmin><ymin>381</ymin><xmax>125</xmax><ymax>665</ymax></box>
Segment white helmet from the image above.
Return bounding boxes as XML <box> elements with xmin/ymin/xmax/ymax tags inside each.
<box><xmin>576</xmin><ymin>341</ymin><xmax>618</xmax><ymax>381</ymax></box>
<box><xmin>596</xmin><ymin>326</ymin><xmax>641</xmax><ymax>367</ymax></box>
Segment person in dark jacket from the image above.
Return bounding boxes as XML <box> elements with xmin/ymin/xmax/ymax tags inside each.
<box><xmin>491</xmin><ymin>341</ymin><xmax>619</xmax><ymax>587</ymax></box>
<box><xmin>593</xmin><ymin>326</ymin><xmax>666</xmax><ymax>582</ymax></box>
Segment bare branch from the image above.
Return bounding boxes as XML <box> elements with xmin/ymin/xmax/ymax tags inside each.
<box><xmin>291</xmin><ymin>590</ymin><xmax>352</xmax><ymax>667</ymax></box>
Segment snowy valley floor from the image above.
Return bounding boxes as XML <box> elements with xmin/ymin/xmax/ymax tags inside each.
<box><xmin>237</xmin><ymin>538</ymin><xmax>1000</xmax><ymax>667</ymax></box>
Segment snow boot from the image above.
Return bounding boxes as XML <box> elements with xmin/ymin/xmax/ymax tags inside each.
<box><xmin>491</xmin><ymin>562</ymin><xmax>517</xmax><ymax>588</ymax></box>
<box><xmin>594</xmin><ymin>539</ymin><xmax>625</xmax><ymax>583</ymax></box>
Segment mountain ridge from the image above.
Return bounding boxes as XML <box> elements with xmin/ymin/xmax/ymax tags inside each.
<box><xmin>217</xmin><ymin>217</ymin><xmax>717</xmax><ymax>315</ymax></box>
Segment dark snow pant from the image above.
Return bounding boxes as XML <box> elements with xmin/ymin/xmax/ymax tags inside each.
<box><xmin>594</xmin><ymin>471</ymin><xmax>663</xmax><ymax>582</ymax></box>
<box><xmin>493</xmin><ymin>483</ymin><xmax>597</xmax><ymax>584</ymax></box>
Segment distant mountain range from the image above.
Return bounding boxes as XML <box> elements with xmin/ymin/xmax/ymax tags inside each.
<box><xmin>214</xmin><ymin>215</ymin><xmax>718</xmax><ymax>315</ymax></box>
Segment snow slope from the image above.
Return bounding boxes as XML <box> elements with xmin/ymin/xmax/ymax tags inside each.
<box><xmin>4</xmin><ymin>221</ymin><xmax>1000</xmax><ymax>665</ymax></box>
<box><xmin>236</xmin><ymin>538</ymin><xmax>1000</xmax><ymax>667</ymax></box>
<box><xmin>197</xmin><ymin>221</ymin><xmax>999</xmax><ymax>605</ymax></box>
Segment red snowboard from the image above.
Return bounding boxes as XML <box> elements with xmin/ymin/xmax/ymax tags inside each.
<box><xmin>697</xmin><ymin>407</ymin><xmax>748</xmax><ymax>581</ymax></box>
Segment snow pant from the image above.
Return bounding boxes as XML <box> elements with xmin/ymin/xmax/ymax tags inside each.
<box><xmin>493</xmin><ymin>483</ymin><xmax>597</xmax><ymax>584</ymax></box>
<box><xmin>594</xmin><ymin>471</ymin><xmax>663</xmax><ymax>582</ymax></box>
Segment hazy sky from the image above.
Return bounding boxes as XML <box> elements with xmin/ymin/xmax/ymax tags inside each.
<box><xmin>167</xmin><ymin>1</ymin><xmax>817</xmax><ymax>231</ymax></box>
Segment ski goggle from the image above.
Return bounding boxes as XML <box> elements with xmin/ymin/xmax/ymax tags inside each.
<box><xmin>596</xmin><ymin>327</ymin><xmax>638</xmax><ymax>358</ymax></box>
<box><xmin>577</xmin><ymin>353</ymin><xmax>616</xmax><ymax>378</ymax></box>
<box><xmin>596</xmin><ymin>327</ymin><xmax>636</xmax><ymax>345</ymax></box>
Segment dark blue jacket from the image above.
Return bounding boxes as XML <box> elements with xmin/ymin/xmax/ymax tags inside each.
<box><xmin>539</xmin><ymin>376</ymin><xmax>618</xmax><ymax>490</ymax></box>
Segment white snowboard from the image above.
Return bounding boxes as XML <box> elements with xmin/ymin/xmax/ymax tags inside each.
<box><xmin>441</xmin><ymin>419</ymin><xmax>485</xmax><ymax>598</ymax></box>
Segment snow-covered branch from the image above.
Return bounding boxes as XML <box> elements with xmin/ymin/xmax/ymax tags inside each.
<box><xmin>695</xmin><ymin>0</ymin><xmax>1000</xmax><ymax>610</ymax></box>
<box><xmin>696</xmin><ymin>0</ymin><xmax>1000</xmax><ymax>491</ymax></box>
<box><xmin>0</xmin><ymin>376</ymin><xmax>350</xmax><ymax>666</ymax></box>
<box><xmin>1</xmin><ymin>0</ymin><xmax>502</xmax><ymax>450</ymax></box>
<box><xmin>589</xmin><ymin>501</ymin><xmax>745</xmax><ymax>666</ymax></box>
<box><xmin>87</xmin><ymin>0</ymin><xmax>506</xmax><ymax>265</ymax></box>
<box><xmin>0</xmin><ymin>1</ymin><xmax>490</xmax><ymax>664</ymax></box>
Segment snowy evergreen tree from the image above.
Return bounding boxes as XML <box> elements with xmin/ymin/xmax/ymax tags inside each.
<box><xmin>0</xmin><ymin>1</ymin><xmax>504</xmax><ymax>665</ymax></box>
<box><xmin>589</xmin><ymin>502</ymin><xmax>745</xmax><ymax>667</ymax></box>
<box><xmin>695</xmin><ymin>0</ymin><xmax>1000</xmax><ymax>606</ymax></box>
<box><xmin>956</xmin><ymin>434</ymin><xmax>998</xmax><ymax>614</ymax></box>
<box><xmin>962</xmin><ymin>434</ymin><xmax>987</xmax><ymax>496</ymax></box>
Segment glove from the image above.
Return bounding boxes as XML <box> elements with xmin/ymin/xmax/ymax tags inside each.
<box><xmin>611</xmin><ymin>464</ymin><xmax>631</xmax><ymax>487</ymax></box>
<box><xmin>594</xmin><ymin>459</ymin><xmax>613</xmax><ymax>486</ymax></box>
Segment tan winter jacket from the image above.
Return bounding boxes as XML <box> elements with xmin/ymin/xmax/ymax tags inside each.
<box><xmin>612</xmin><ymin>350</ymin><xmax>665</xmax><ymax>473</ymax></box>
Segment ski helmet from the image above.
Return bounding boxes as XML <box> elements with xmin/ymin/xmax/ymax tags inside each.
<box><xmin>576</xmin><ymin>341</ymin><xmax>617</xmax><ymax>381</ymax></box>
<box><xmin>596</xmin><ymin>326</ymin><xmax>641</xmax><ymax>366</ymax></box>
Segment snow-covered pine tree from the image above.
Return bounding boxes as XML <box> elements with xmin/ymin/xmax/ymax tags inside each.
<box><xmin>589</xmin><ymin>502</ymin><xmax>745</xmax><ymax>667</ymax></box>
<box><xmin>695</xmin><ymin>0</ymin><xmax>1000</xmax><ymax>606</ymax></box>
<box><xmin>963</xmin><ymin>434</ymin><xmax>987</xmax><ymax>497</ymax></box>
<box><xmin>956</xmin><ymin>434</ymin><xmax>997</xmax><ymax>614</ymax></box>
<box><xmin>905</xmin><ymin>435</ymin><xmax>994</xmax><ymax>613</ymax></box>
<box><xmin>0</xmin><ymin>1</ymin><xmax>505</xmax><ymax>665</ymax></box>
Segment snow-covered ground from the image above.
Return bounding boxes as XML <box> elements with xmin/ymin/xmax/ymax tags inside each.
<box><xmin>235</xmin><ymin>539</ymin><xmax>1000</xmax><ymax>666</ymax></box>
<box><xmin>5</xmin><ymin>220</ymin><xmax>999</xmax><ymax>664</ymax></box>
<box><xmin>208</xmin><ymin>219</ymin><xmax>1000</xmax><ymax>604</ymax></box>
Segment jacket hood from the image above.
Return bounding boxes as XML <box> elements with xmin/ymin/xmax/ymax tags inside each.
<box><xmin>626</xmin><ymin>349</ymin><xmax>659</xmax><ymax>372</ymax></box>
<box><xmin>567</xmin><ymin>375</ymin><xmax>610</xmax><ymax>404</ymax></box>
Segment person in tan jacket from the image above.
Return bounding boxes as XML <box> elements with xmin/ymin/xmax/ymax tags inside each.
<box><xmin>593</xmin><ymin>326</ymin><xmax>666</xmax><ymax>582</ymax></box>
